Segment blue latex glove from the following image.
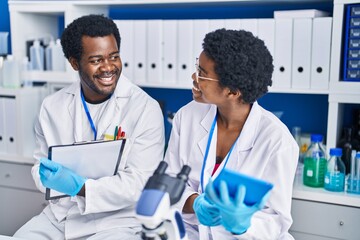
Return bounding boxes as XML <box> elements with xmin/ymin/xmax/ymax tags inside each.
<box><xmin>193</xmin><ymin>194</ymin><xmax>221</xmax><ymax>226</ymax></box>
<box><xmin>205</xmin><ymin>179</ymin><xmax>270</xmax><ymax>235</ymax></box>
<box><xmin>39</xmin><ymin>158</ymin><xmax>86</xmax><ymax>197</ymax></box>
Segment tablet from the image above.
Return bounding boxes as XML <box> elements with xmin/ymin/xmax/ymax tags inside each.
<box><xmin>213</xmin><ymin>168</ymin><xmax>273</xmax><ymax>206</ymax></box>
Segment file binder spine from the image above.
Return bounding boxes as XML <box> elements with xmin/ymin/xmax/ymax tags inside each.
<box><xmin>343</xmin><ymin>4</ymin><xmax>360</xmax><ymax>82</ymax></box>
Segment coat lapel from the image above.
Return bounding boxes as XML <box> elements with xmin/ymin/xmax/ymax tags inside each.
<box><xmin>66</xmin><ymin>81</ymin><xmax>83</xmax><ymax>142</ymax></box>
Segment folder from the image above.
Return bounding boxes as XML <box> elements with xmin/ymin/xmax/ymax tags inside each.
<box><xmin>147</xmin><ymin>20</ymin><xmax>163</xmax><ymax>84</ymax></box>
<box><xmin>240</xmin><ymin>19</ymin><xmax>258</xmax><ymax>36</ymax></box>
<box><xmin>133</xmin><ymin>20</ymin><xmax>147</xmax><ymax>84</ymax></box>
<box><xmin>292</xmin><ymin>18</ymin><xmax>312</xmax><ymax>89</ymax></box>
<box><xmin>115</xmin><ymin>20</ymin><xmax>134</xmax><ymax>81</ymax></box>
<box><xmin>274</xmin><ymin>9</ymin><xmax>329</xmax><ymax>19</ymax></box>
<box><xmin>310</xmin><ymin>17</ymin><xmax>332</xmax><ymax>90</ymax></box>
<box><xmin>3</xmin><ymin>97</ymin><xmax>17</xmax><ymax>155</ymax></box>
<box><xmin>162</xmin><ymin>20</ymin><xmax>178</xmax><ymax>84</ymax></box>
<box><xmin>224</xmin><ymin>19</ymin><xmax>241</xmax><ymax>30</ymax></box>
<box><xmin>193</xmin><ymin>20</ymin><xmax>209</xmax><ymax>60</ymax></box>
<box><xmin>273</xmin><ymin>18</ymin><xmax>293</xmax><ymax>89</ymax></box>
<box><xmin>0</xmin><ymin>97</ymin><xmax>6</xmax><ymax>154</ymax></box>
<box><xmin>209</xmin><ymin>19</ymin><xmax>225</xmax><ymax>32</ymax></box>
<box><xmin>177</xmin><ymin>20</ymin><xmax>194</xmax><ymax>87</ymax></box>
<box><xmin>257</xmin><ymin>19</ymin><xmax>275</xmax><ymax>58</ymax></box>
<box><xmin>46</xmin><ymin>139</ymin><xmax>126</xmax><ymax>200</ymax></box>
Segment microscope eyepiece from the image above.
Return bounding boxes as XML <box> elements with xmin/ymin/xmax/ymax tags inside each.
<box><xmin>154</xmin><ymin>161</ymin><xmax>168</xmax><ymax>175</ymax></box>
<box><xmin>176</xmin><ymin>165</ymin><xmax>191</xmax><ymax>182</ymax></box>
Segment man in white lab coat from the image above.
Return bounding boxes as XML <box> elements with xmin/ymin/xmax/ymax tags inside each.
<box><xmin>14</xmin><ymin>14</ymin><xmax>165</xmax><ymax>239</ymax></box>
<box><xmin>164</xmin><ymin>29</ymin><xmax>299</xmax><ymax>239</ymax></box>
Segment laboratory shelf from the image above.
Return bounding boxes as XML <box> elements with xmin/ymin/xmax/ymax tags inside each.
<box><xmin>292</xmin><ymin>180</ymin><xmax>360</xmax><ymax>208</ymax></box>
<box><xmin>0</xmin><ymin>155</ymin><xmax>34</xmax><ymax>165</ymax></box>
<box><xmin>268</xmin><ymin>87</ymin><xmax>329</xmax><ymax>95</ymax></box>
<box><xmin>22</xmin><ymin>70</ymin><xmax>78</xmax><ymax>84</ymax></box>
<box><xmin>9</xmin><ymin>0</ymin><xmax>333</xmax><ymax>5</ymax></box>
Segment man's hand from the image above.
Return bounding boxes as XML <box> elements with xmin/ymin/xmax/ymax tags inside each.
<box><xmin>39</xmin><ymin>158</ymin><xmax>86</xmax><ymax>196</ymax></box>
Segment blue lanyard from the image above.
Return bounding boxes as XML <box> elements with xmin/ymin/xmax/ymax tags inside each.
<box><xmin>81</xmin><ymin>90</ymin><xmax>97</xmax><ymax>140</ymax></box>
<box><xmin>200</xmin><ymin>114</ymin><xmax>238</xmax><ymax>193</ymax></box>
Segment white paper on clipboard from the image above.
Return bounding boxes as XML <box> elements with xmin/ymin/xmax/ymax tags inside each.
<box><xmin>45</xmin><ymin>139</ymin><xmax>126</xmax><ymax>200</ymax></box>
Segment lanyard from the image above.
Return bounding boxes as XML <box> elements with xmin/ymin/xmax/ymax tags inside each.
<box><xmin>81</xmin><ymin>90</ymin><xmax>97</xmax><ymax>140</ymax></box>
<box><xmin>200</xmin><ymin>114</ymin><xmax>238</xmax><ymax>193</ymax></box>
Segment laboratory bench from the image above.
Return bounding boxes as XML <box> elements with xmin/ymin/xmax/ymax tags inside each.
<box><xmin>290</xmin><ymin>178</ymin><xmax>360</xmax><ymax>240</ymax></box>
<box><xmin>1</xmin><ymin>155</ymin><xmax>360</xmax><ymax>238</ymax></box>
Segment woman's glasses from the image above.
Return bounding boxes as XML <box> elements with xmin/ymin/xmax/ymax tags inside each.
<box><xmin>195</xmin><ymin>58</ymin><xmax>219</xmax><ymax>83</ymax></box>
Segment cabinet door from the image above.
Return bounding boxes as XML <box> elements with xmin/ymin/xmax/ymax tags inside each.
<box><xmin>0</xmin><ymin>187</ymin><xmax>47</xmax><ymax>236</ymax></box>
<box><xmin>290</xmin><ymin>231</ymin><xmax>341</xmax><ymax>240</ymax></box>
<box><xmin>290</xmin><ymin>199</ymin><xmax>360</xmax><ymax>240</ymax></box>
<box><xmin>3</xmin><ymin>97</ymin><xmax>17</xmax><ymax>155</ymax></box>
<box><xmin>0</xmin><ymin>97</ymin><xmax>5</xmax><ymax>154</ymax></box>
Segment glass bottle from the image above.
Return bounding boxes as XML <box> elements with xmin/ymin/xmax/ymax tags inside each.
<box><xmin>353</xmin><ymin>109</ymin><xmax>360</xmax><ymax>142</ymax></box>
<box><xmin>337</xmin><ymin>127</ymin><xmax>360</xmax><ymax>175</ymax></box>
<box><xmin>324</xmin><ymin>148</ymin><xmax>345</xmax><ymax>192</ymax></box>
<box><xmin>303</xmin><ymin>134</ymin><xmax>327</xmax><ymax>187</ymax></box>
<box><xmin>292</xmin><ymin>126</ymin><xmax>303</xmax><ymax>163</ymax></box>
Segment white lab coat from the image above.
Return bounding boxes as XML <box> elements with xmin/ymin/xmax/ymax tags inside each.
<box><xmin>164</xmin><ymin>101</ymin><xmax>298</xmax><ymax>240</ymax></box>
<box><xmin>31</xmin><ymin>75</ymin><xmax>165</xmax><ymax>239</ymax></box>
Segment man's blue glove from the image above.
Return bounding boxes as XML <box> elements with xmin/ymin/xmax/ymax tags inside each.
<box><xmin>39</xmin><ymin>158</ymin><xmax>86</xmax><ymax>197</ymax></box>
<box><xmin>205</xmin><ymin>179</ymin><xmax>270</xmax><ymax>235</ymax></box>
<box><xmin>193</xmin><ymin>193</ymin><xmax>221</xmax><ymax>226</ymax></box>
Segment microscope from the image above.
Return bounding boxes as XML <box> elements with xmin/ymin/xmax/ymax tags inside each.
<box><xmin>136</xmin><ymin>161</ymin><xmax>191</xmax><ymax>240</ymax></box>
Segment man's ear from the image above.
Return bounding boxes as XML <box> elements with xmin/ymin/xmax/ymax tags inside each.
<box><xmin>69</xmin><ymin>57</ymin><xmax>79</xmax><ymax>71</ymax></box>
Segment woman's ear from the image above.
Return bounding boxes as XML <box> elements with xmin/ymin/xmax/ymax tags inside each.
<box><xmin>228</xmin><ymin>89</ymin><xmax>241</xmax><ymax>98</ymax></box>
<box><xmin>69</xmin><ymin>57</ymin><xmax>79</xmax><ymax>71</ymax></box>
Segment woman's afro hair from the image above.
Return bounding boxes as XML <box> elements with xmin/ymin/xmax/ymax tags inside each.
<box><xmin>61</xmin><ymin>14</ymin><xmax>121</xmax><ymax>62</ymax></box>
<box><xmin>202</xmin><ymin>28</ymin><xmax>273</xmax><ymax>103</ymax></box>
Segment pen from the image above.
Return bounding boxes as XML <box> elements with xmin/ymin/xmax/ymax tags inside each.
<box><xmin>121</xmin><ymin>131</ymin><xmax>125</xmax><ymax>138</ymax></box>
<box><xmin>116</xmin><ymin>126</ymin><xmax>122</xmax><ymax>140</ymax></box>
<box><xmin>114</xmin><ymin>126</ymin><xmax>118</xmax><ymax>141</ymax></box>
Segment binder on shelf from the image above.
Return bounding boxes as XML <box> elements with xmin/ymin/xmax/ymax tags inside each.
<box><xmin>274</xmin><ymin>9</ymin><xmax>329</xmax><ymax>19</ymax></box>
<box><xmin>224</xmin><ymin>19</ymin><xmax>241</xmax><ymax>30</ymax></box>
<box><xmin>3</xmin><ymin>97</ymin><xmax>17</xmax><ymax>155</ymax></box>
<box><xmin>115</xmin><ymin>20</ymin><xmax>135</xmax><ymax>81</ymax></box>
<box><xmin>0</xmin><ymin>97</ymin><xmax>6</xmax><ymax>154</ymax></box>
<box><xmin>162</xmin><ymin>20</ymin><xmax>178</xmax><ymax>84</ymax></box>
<box><xmin>133</xmin><ymin>20</ymin><xmax>147</xmax><ymax>84</ymax></box>
<box><xmin>147</xmin><ymin>20</ymin><xmax>163</xmax><ymax>84</ymax></box>
<box><xmin>193</xmin><ymin>20</ymin><xmax>209</xmax><ymax>61</ymax></box>
<box><xmin>208</xmin><ymin>19</ymin><xmax>225</xmax><ymax>32</ymax></box>
<box><xmin>273</xmin><ymin>18</ymin><xmax>293</xmax><ymax>89</ymax></box>
<box><xmin>46</xmin><ymin>139</ymin><xmax>126</xmax><ymax>200</ymax></box>
<box><xmin>240</xmin><ymin>19</ymin><xmax>258</xmax><ymax>36</ymax></box>
<box><xmin>257</xmin><ymin>19</ymin><xmax>275</xmax><ymax>58</ymax></box>
<box><xmin>292</xmin><ymin>18</ymin><xmax>312</xmax><ymax>89</ymax></box>
<box><xmin>310</xmin><ymin>17</ymin><xmax>332</xmax><ymax>90</ymax></box>
<box><xmin>177</xmin><ymin>20</ymin><xmax>194</xmax><ymax>87</ymax></box>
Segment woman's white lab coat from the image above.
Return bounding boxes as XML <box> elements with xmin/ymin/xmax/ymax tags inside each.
<box><xmin>31</xmin><ymin>75</ymin><xmax>165</xmax><ymax>239</ymax></box>
<box><xmin>164</xmin><ymin>101</ymin><xmax>299</xmax><ymax>240</ymax></box>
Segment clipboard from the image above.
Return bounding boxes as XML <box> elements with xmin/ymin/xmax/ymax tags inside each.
<box><xmin>45</xmin><ymin>139</ymin><xmax>126</xmax><ymax>200</ymax></box>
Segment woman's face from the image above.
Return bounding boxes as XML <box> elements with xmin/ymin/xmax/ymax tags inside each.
<box><xmin>70</xmin><ymin>35</ymin><xmax>122</xmax><ymax>103</ymax></box>
<box><xmin>192</xmin><ymin>51</ymin><xmax>226</xmax><ymax>104</ymax></box>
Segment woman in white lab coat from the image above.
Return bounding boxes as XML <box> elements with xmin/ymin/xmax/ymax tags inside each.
<box><xmin>14</xmin><ymin>15</ymin><xmax>164</xmax><ymax>240</ymax></box>
<box><xmin>164</xmin><ymin>29</ymin><xmax>299</xmax><ymax>240</ymax></box>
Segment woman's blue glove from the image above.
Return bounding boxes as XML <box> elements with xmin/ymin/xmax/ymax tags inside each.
<box><xmin>39</xmin><ymin>158</ymin><xmax>86</xmax><ymax>197</ymax></box>
<box><xmin>193</xmin><ymin>193</ymin><xmax>221</xmax><ymax>226</ymax></box>
<box><xmin>205</xmin><ymin>179</ymin><xmax>269</xmax><ymax>235</ymax></box>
